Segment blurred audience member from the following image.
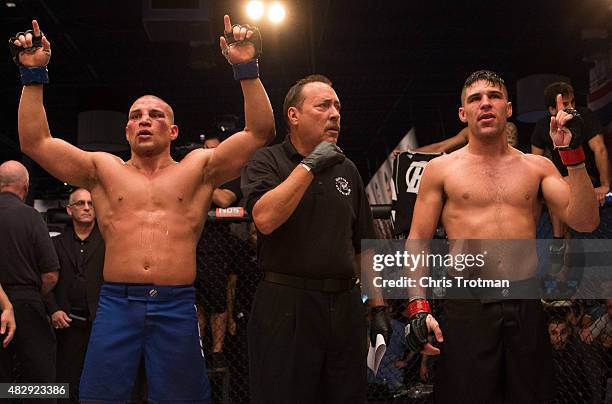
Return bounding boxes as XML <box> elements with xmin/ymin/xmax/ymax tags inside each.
<box><xmin>0</xmin><ymin>161</ymin><xmax>59</xmax><ymax>400</ymax></box>
<box><xmin>44</xmin><ymin>188</ymin><xmax>104</xmax><ymax>403</ymax></box>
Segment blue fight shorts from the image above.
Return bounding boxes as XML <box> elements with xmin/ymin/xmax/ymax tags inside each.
<box><xmin>80</xmin><ymin>283</ymin><xmax>211</xmax><ymax>403</ymax></box>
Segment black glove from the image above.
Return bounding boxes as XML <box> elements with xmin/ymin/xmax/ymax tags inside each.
<box><xmin>224</xmin><ymin>23</ymin><xmax>263</xmax><ymax>59</ymax></box>
<box><xmin>301</xmin><ymin>141</ymin><xmax>345</xmax><ymax>174</ymax></box>
<box><xmin>8</xmin><ymin>29</ymin><xmax>45</xmax><ymax>66</ymax></box>
<box><xmin>404</xmin><ymin>299</ymin><xmax>431</xmax><ymax>352</ymax></box>
<box><xmin>557</xmin><ymin>108</ymin><xmax>586</xmax><ymax>167</ymax></box>
<box><xmin>561</xmin><ymin>108</ymin><xmax>584</xmax><ymax>150</ymax></box>
<box><xmin>369</xmin><ymin>306</ymin><xmax>391</xmax><ymax>346</ymax></box>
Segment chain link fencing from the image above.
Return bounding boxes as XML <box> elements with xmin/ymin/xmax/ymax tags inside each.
<box><xmin>6</xmin><ymin>205</ymin><xmax>611</xmax><ymax>403</ymax></box>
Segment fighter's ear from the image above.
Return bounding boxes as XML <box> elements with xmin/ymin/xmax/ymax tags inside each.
<box><xmin>506</xmin><ymin>101</ymin><xmax>513</xmax><ymax>118</ymax></box>
<box><xmin>170</xmin><ymin>125</ymin><xmax>179</xmax><ymax>141</ymax></box>
<box><xmin>458</xmin><ymin>107</ymin><xmax>467</xmax><ymax>123</ymax></box>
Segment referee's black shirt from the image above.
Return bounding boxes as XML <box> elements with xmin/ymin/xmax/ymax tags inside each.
<box><xmin>0</xmin><ymin>192</ymin><xmax>59</xmax><ymax>292</ymax></box>
<box><xmin>242</xmin><ymin>137</ymin><xmax>376</xmax><ymax>280</ymax></box>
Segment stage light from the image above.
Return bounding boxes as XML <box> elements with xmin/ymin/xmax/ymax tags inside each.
<box><xmin>268</xmin><ymin>2</ymin><xmax>285</xmax><ymax>23</ymax></box>
<box><xmin>246</xmin><ymin>1</ymin><xmax>265</xmax><ymax>20</ymax></box>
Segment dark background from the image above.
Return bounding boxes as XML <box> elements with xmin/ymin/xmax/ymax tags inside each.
<box><xmin>1</xmin><ymin>0</ymin><xmax>608</xmax><ymax>198</ymax></box>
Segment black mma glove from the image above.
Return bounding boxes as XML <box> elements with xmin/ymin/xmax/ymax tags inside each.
<box><xmin>223</xmin><ymin>23</ymin><xmax>263</xmax><ymax>59</ymax></box>
<box><xmin>301</xmin><ymin>141</ymin><xmax>345</xmax><ymax>174</ymax></box>
<box><xmin>222</xmin><ymin>23</ymin><xmax>262</xmax><ymax>81</ymax></box>
<box><xmin>369</xmin><ymin>306</ymin><xmax>392</xmax><ymax>346</ymax></box>
<box><xmin>557</xmin><ymin>108</ymin><xmax>585</xmax><ymax>167</ymax></box>
<box><xmin>404</xmin><ymin>299</ymin><xmax>431</xmax><ymax>352</ymax></box>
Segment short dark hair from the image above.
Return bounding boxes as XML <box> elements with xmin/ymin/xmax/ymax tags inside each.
<box><xmin>283</xmin><ymin>74</ymin><xmax>333</xmax><ymax>126</ymax></box>
<box><xmin>544</xmin><ymin>82</ymin><xmax>574</xmax><ymax>109</ymax></box>
<box><xmin>461</xmin><ymin>70</ymin><xmax>507</xmax><ymax>104</ymax></box>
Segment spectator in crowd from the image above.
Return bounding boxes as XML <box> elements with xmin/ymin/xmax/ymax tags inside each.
<box><xmin>0</xmin><ymin>283</ymin><xmax>16</xmax><ymax>348</ymax></box>
<box><xmin>43</xmin><ymin>188</ymin><xmax>104</xmax><ymax>403</ymax></box>
<box><xmin>531</xmin><ymin>82</ymin><xmax>610</xmax><ymax>239</ymax></box>
<box><xmin>196</xmin><ymin>133</ymin><xmax>243</xmax><ymax>371</ymax></box>
<box><xmin>548</xmin><ymin>317</ymin><xmax>592</xmax><ymax>403</ymax></box>
<box><xmin>0</xmin><ymin>160</ymin><xmax>59</xmax><ymax>402</ymax></box>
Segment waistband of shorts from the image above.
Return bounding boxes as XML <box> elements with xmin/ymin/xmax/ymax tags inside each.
<box><xmin>100</xmin><ymin>282</ymin><xmax>195</xmax><ymax>300</ymax></box>
<box><xmin>264</xmin><ymin>272</ymin><xmax>357</xmax><ymax>293</ymax></box>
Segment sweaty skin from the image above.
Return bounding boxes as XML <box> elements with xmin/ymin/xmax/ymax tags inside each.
<box><xmin>409</xmin><ymin>80</ymin><xmax>599</xmax><ymax>282</ymax></box>
<box><xmin>16</xmin><ymin>18</ymin><xmax>275</xmax><ymax>286</ymax></box>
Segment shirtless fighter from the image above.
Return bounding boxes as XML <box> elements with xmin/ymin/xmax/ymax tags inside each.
<box><xmin>403</xmin><ymin>70</ymin><xmax>599</xmax><ymax>403</ymax></box>
<box><xmin>11</xmin><ymin>16</ymin><xmax>274</xmax><ymax>403</ymax></box>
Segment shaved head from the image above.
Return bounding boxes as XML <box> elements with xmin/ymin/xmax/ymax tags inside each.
<box><xmin>130</xmin><ymin>95</ymin><xmax>174</xmax><ymax>124</ymax></box>
<box><xmin>0</xmin><ymin>160</ymin><xmax>29</xmax><ymax>200</ymax></box>
<box><xmin>0</xmin><ymin>160</ymin><xmax>29</xmax><ymax>187</ymax></box>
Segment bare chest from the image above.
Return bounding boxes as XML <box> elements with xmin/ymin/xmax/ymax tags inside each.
<box><xmin>92</xmin><ymin>163</ymin><xmax>211</xmax><ymax>216</ymax></box>
<box><xmin>444</xmin><ymin>163</ymin><xmax>540</xmax><ymax>207</ymax></box>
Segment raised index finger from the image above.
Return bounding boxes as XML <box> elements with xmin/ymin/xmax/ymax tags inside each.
<box><xmin>32</xmin><ymin>20</ymin><xmax>41</xmax><ymax>37</ymax></box>
<box><xmin>556</xmin><ymin>93</ymin><xmax>564</xmax><ymax>113</ymax></box>
<box><xmin>223</xmin><ymin>15</ymin><xmax>232</xmax><ymax>34</ymax></box>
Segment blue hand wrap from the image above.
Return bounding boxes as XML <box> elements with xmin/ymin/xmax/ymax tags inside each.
<box><xmin>232</xmin><ymin>59</ymin><xmax>259</xmax><ymax>81</ymax></box>
<box><xmin>20</xmin><ymin>66</ymin><xmax>49</xmax><ymax>85</ymax></box>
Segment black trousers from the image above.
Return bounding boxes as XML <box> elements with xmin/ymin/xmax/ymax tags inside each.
<box><xmin>55</xmin><ymin>322</ymin><xmax>91</xmax><ymax>404</ymax></box>
<box><xmin>247</xmin><ymin>281</ymin><xmax>367</xmax><ymax>404</ymax></box>
<box><xmin>0</xmin><ymin>298</ymin><xmax>56</xmax><ymax>404</ymax></box>
<box><xmin>434</xmin><ymin>299</ymin><xmax>554</xmax><ymax>404</ymax></box>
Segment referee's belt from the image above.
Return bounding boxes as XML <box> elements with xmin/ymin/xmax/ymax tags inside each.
<box><xmin>264</xmin><ymin>272</ymin><xmax>357</xmax><ymax>293</ymax></box>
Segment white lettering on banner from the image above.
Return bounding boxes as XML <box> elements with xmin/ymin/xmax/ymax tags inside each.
<box><xmin>405</xmin><ymin>161</ymin><xmax>428</xmax><ymax>193</ymax></box>
<box><xmin>216</xmin><ymin>207</ymin><xmax>244</xmax><ymax>217</ymax></box>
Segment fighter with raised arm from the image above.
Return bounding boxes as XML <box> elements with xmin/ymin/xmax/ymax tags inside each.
<box><xmin>11</xmin><ymin>16</ymin><xmax>274</xmax><ymax>403</ymax></box>
<box><xmin>403</xmin><ymin>71</ymin><xmax>598</xmax><ymax>403</ymax></box>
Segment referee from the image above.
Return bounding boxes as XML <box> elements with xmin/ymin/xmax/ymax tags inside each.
<box><xmin>242</xmin><ymin>75</ymin><xmax>390</xmax><ymax>403</ymax></box>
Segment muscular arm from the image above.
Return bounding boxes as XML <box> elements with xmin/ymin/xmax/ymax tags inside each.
<box><xmin>40</xmin><ymin>271</ymin><xmax>58</xmax><ymax>296</ymax></box>
<box><xmin>540</xmin><ymin>157</ymin><xmax>599</xmax><ymax>232</ymax></box>
<box><xmin>416</xmin><ymin>128</ymin><xmax>468</xmax><ymax>153</ymax></box>
<box><xmin>252</xmin><ymin>165</ymin><xmax>313</xmax><ymax>235</ymax></box>
<box><xmin>18</xmin><ymin>85</ymin><xmax>97</xmax><ymax>188</ymax></box>
<box><xmin>208</xmin><ymin>79</ymin><xmax>275</xmax><ymax>186</ymax></box>
<box><xmin>406</xmin><ymin>159</ymin><xmax>445</xmax><ymax>299</ymax></box>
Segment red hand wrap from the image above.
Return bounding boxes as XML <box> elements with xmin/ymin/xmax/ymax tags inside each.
<box><xmin>558</xmin><ymin>146</ymin><xmax>585</xmax><ymax>167</ymax></box>
<box><xmin>406</xmin><ymin>299</ymin><xmax>431</xmax><ymax>318</ymax></box>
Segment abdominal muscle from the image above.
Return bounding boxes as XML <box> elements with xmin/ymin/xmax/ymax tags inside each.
<box><xmin>98</xmin><ymin>207</ymin><xmax>204</xmax><ymax>285</ymax></box>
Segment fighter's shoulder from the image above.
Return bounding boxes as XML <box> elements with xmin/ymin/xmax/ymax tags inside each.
<box><xmin>520</xmin><ymin>151</ymin><xmax>558</xmax><ymax>174</ymax></box>
<box><xmin>180</xmin><ymin>147</ymin><xmax>213</xmax><ymax>166</ymax></box>
<box><xmin>424</xmin><ymin>151</ymin><xmax>456</xmax><ymax>172</ymax></box>
<box><xmin>90</xmin><ymin>151</ymin><xmax>128</xmax><ymax>167</ymax></box>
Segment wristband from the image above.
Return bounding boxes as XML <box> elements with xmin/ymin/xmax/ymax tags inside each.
<box><xmin>406</xmin><ymin>299</ymin><xmax>431</xmax><ymax>318</ymax></box>
<box><xmin>300</xmin><ymin>163</ymin><xmax>312</xmax><ymax>172</ymax></box>
<box><xmin>232</xmin><ymin>59</ymin><xmax>259</xmax><ymax>81</ymax></box>
<box><xmin>566</xmin><ymin>162</ymin><xmax>586</xmax><ymax>170</ymax></box>
<box><xmin>558</xmin><ymin>145</ymin><xmax>585</xmax><ymax>167</ymax></box>
<box><xmin>20</xmin><ymin>66</ymin><xmax>49</xmax><ymax>85</ymax></box>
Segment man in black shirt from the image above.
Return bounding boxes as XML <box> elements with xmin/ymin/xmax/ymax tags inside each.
<box><xmin>44</xmin><ymin>188</ymin><xmax>104</xmax><ymax>403</ymax></box>
<box><xmin>0</xmin><ymin>160</ymin><xmax>59</xmax><ymax>400</ymax></box>
<box><xmin>531</xmin><ymin>81</ymin><xmax>610</xmax><ymax>237</ymax></box>
<box><xmin>242</xmin><ymin>75</ymin><xmax>389</xmax><ymax>403</ymax></box>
